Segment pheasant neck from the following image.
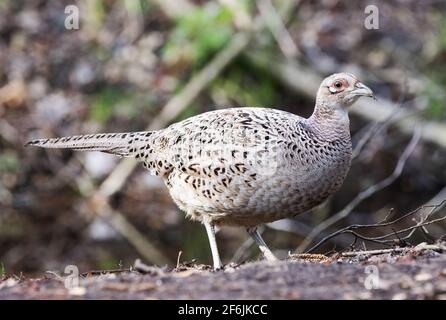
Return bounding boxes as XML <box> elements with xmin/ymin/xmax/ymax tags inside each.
<box><xmin>305</xmin><ymin>103</ymin><xmax>351</xmax><ymax>142</ymax></box>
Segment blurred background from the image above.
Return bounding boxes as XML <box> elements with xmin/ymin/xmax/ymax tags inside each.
<box><xmin>0</xmin><ymin>0</ymin><xmax>445</xmax><ymax>275</ymax></box>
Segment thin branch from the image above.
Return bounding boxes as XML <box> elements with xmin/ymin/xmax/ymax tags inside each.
<box><xmin>339</xmin><ymin>243</ymin><xmax>446</xmax><ymax>257</ymax></box>
<box><xmin>338</xmin><ymin>214</ymin><xmax>446</xmax><ymax>247</ymax></box>
<box><xmin>297</xmin><ymin>128</ymin><xmax>422</xmax><ymax>253</ymax></box>
<box><xmin>341</xmin><ymin>248</ymin><xmax>406</xmax><ymax>257</ymax></box>
<box><xmin>307</xmin><ymin>200</ymin><xmax>446</xmax><ymax>253</ymax></box>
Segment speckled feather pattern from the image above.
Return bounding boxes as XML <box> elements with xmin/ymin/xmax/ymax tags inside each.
<box><xmin>27</xmin><ymin>106</ymin><xmax>352</xmax><ymax>227</ymax></box>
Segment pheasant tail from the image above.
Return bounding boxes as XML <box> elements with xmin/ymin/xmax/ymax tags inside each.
<box><xmin>25</xmin><ymin>131</ymin><xmax>153</xmax><ymax>157</ymax></box>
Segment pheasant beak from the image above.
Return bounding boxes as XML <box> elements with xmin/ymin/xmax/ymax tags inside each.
<box><xmin>352</xmin><ymin>82</ymin><xmax>376</xmax><ymax>100</ymax></box>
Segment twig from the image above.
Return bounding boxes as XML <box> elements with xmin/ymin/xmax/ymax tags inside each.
<box><xmin>340</xmin><ymin>248</ymin><xmax>406</xmax><ymax>257</ymax></box>
<box><xmin>306</xmin><ymin>200</ymin><xmax>446</xmax><ymax>253</ymax></box>
<box><xmin>360</xmin><ymin>213</ymin><xmax>446</xmax><ymax>242</ymax></box>
<box><xmin>297</xmin><ymin>128</ymin><xmax>421</xmax><ymax>253</ymax></box>
<box><xmin>176</xmin><ymin>251</ymin><xmax>183</xmax><ymax>269</ymax></box>
<box><xmin>266</xmin><ymin>218</ymin><xmax>353</xmax><ymax>249</ymax></box>
<box><xmin>133</xmin><ymin>258</ymin><xmax>163</xmax><ymax>274</ymax></box>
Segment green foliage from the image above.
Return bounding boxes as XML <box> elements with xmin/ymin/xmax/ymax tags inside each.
<box><xmin>0</xmin><ymin>151</ymin><xmax>19</xmax><ymax>173</ymax></box>
<box><xmin>89</xmin><ymin>87</ymin><xmax>135</xmax><ymax>123</ymax></box>
<box><xmin>163</xmin><ymin>3</ymin><xmax>234</xmax><ymax>66</ymax></box>
<box><xmin>211</xmin><ymin>67</ymin><xmax>278</xmax><ymax>107</ymax></box>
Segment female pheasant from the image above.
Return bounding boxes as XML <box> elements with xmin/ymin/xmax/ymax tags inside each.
<box><xmin>26</xmin><ymin>73</ymin><xmax>374</xmax><ymax>269</ymax></box>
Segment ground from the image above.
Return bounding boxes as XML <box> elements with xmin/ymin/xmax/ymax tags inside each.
<box><xmin>1</xmin><ymin>244</ymin><xmax>445</xmax><ymax>299</ymax></box>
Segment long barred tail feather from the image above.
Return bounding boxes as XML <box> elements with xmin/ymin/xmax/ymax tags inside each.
<box><xmin>25</xmin><ymin>131</ymin><xmax>153</xmax><ymax>157</ymax></box>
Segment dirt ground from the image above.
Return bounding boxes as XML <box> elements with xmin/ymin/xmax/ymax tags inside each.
<box><xmin>1</xmin><ymin>243</ymin><xmax>445</xmax><ymax>300</ymax></box>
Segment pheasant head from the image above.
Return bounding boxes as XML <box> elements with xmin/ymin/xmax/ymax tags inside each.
<box><xmin>308</xmin><ymin>73</ymin><xmax>375</xmax><ymax>140</ymax></box>
<box><xmin>316</xmin><ymin>72</ymin><xmax>375</xmax><ymax>108</ymax></box>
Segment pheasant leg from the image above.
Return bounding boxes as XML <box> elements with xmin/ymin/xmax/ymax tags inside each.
<box><xmin>204</xmin><ymin>222</ymin><xmax>223</xmax><ymax>270</ymax></box>
<box><xmin>247</xmin><ymin>227</ymin><xmax>278</xmax><ymax>262</ymax></box>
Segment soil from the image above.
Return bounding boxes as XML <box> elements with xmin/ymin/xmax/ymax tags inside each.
<box><xmin>1</xmin><ymin>244</ymin><xmax>445</xmax><ymax>300</ymax></box>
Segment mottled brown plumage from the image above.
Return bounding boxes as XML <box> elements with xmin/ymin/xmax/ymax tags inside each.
<box><xmin>26</xmin><ymin>73</ymin><xmax>374</xmax><ymax>269</ymax></box>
